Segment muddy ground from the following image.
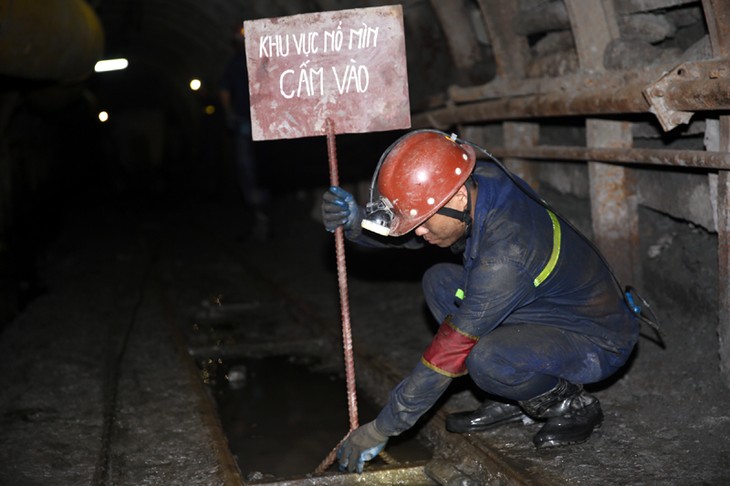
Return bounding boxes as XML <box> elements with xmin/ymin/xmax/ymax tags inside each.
<box><xmin>0</xmin><ymin>164</ymin><xmax>728</xmax><ymax>484</ymax></box>
<box><xmin>214</xmin><ymin>181</ymin><xmax>730</xmax><ymax>484</ymax></box>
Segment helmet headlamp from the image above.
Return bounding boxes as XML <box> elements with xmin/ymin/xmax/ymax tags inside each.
<box><xmin>362</xmin><ymin>196</ymin><xmax>395</xmax><ymax>236</ymax></box>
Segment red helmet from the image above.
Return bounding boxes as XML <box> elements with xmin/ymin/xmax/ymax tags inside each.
<box><xmin>377</xmin><ymin>131</ymin><xmax>476</xmax><ymax>236</ymax></box>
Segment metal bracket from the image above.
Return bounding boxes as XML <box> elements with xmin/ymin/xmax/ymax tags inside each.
<box><xmin>644</xmin><ymin>63</ymin><xmax>697</xmax><ymax>132</ymax></box>
<box><xmin>644</xmin><ymin>59</ymin><xmax>730</xmax><ymax>132</ymax></box>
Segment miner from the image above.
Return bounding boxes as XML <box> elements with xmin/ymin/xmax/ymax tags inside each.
<box><xmin>321</xmin><ymin>130</ymin><xmax>640</xmax><ymax>473</ymax></box>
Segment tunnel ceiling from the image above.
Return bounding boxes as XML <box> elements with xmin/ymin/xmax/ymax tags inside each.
<box><xmin>2</xmin><ymin>1</ymin><xmax>723</xmax><ymax>118</ymax></box>
<box><xmin>84</xmin><ymin>0</ymin><xmax>719</xmax><ymax>117</ymax></box>
<box><xmin>88</xmin><ymin>0</ymin><xmax>477</xmax><ymax>112</ymax></box>
<box><xmin>95</xmin><ymin>0</ymin><xmax>248</xmax><ymax>84</ymax></box>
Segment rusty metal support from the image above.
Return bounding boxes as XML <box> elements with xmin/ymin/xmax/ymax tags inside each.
<box><xmin>448</xmin><ymin>64</ymin><xmax>666</xmax><ymax>104</ymax></box>
<box><xmin>487</xmin><ymin>145</ymin><xmax>730</xmax><ymax>170</ymax></box>
<box><xmin>644</xmin><ymin>60</ymin><xmax>730</xmax><ymax>131</ymax></box>
<box><xmin>665</xmin><ymin>79</ymin><xmax>730</xmax><ymax>111</ymax></box>
<box><xmin>703</xmin><ymin>0</ymin><xmax>730</xmax><ymax>390</ymax></box>
<box><xmin>702</xmin><ymin>0</ymin><xmax>730</xmax><ymax>57</ymax></box>
<box><xmin>0</xmin><ymin>0</ymin><xmax>104</xmax><ymax>81</ymax></box>
<box><xmin>563</xmin><ymin>0</ymin><xmax>639</xmax><ymax>286</ymax></box>
<box><xmin>587</xmin><ymin>120</ymin><xmax>640</xmax><ymax>287</ymax></box>
<box><xmin>414</xmin><ymin>82</ymin><xmax>649</xmax><ymax>129</ymax></box>
<box><xmin>416</xmin><ymin>59</ymin><xmax>730</xmax><ymax>132</ymax></box>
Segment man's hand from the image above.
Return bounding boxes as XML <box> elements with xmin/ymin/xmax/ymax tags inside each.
<box><xmin>321</xmin><ymin>186</ymin><xmax>362</xmax><ymax>232</ymax></box>
<box><xmin>337</xmin><ymin>421</ymin><xmax>388</xmax><ymax>473</ymax></box>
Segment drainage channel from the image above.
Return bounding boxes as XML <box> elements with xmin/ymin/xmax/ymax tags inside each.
<box><xmin>179</xmin><ymin>217</ymin><xmax>550</xmax><ymax>486</ymax></box>
<box><xmin>186</xmin><ymin>297</ymin><xmax>435</xmax><ymax>485</ymax></box>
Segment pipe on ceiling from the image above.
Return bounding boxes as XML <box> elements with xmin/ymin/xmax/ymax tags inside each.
<box><xmin>0</xmin><ymin>0</ymin><xmax>104</xmax><ymax>82</ymax></box>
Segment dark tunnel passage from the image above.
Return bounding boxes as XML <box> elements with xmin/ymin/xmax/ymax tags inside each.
<box><xmin>1</xmin><ymin>1</ymin><xmax>730</xmax><ymax>485</ymax></box>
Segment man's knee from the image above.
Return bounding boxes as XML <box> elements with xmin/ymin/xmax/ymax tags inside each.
<box><xmin>466</xmin><ymin>345</ymin><xmax>518</xmax><ymax>387</ymax></box>
<box><xmin>422</xmin><ymin>263</ymin><xmax>461</xmax><ymax>299</ymax></box>
<box><xmin>422</xmin><ymin>263</ymin><xmax>463</xmax><ymax>322</ymax></box>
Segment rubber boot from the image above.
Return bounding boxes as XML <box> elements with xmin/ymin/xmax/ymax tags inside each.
<box><xmin>445</xmin><ymin>399</ymin><xmax>527</xmax><ymax>433</ymax></box>
<box><xmin>519</xmin><ymin>379</ymin><xmax>603</xmax><ymax>448</ymax></box>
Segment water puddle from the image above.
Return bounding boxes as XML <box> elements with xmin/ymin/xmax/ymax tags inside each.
<box><xmin>205</xmin><ymin>354</ymin><xmax>433</xmax><ymax>481</ymax></box>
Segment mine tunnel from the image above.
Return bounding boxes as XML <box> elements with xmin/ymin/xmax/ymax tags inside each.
<box><xmin>1</xmin><ymin>0</ymin><xmax>729</xmax><ymax>484</ymax></box>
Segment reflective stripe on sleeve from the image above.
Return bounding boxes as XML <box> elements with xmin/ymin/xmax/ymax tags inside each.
<box><xmin>533</xmin><ymin>209</ymin><xmax>561</xmax><ymax>287</ymax></box>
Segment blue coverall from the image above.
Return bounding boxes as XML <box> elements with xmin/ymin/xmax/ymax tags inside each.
<box><xmin>347</xmin><ymin>161</ymin><xmax>639</xmax><ymax>437</ymax></box>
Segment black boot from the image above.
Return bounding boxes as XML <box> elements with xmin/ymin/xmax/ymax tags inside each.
<box><xmin>446</xmin><ymin>399</ymin><xmax>527</xmax><ymax>433</ymax></box>
<box><xmin>519</xmin><ymin>379</ymin><xmax>603</xmax><ymax>448</ymax></box>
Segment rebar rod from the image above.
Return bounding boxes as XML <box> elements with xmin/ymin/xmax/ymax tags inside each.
<box><xmin>314</xmin><ymin>118</ymin><xmax>360</xmax><ymax>475</ymax></box>
<box><xmin>325</xmin><ymin>118</ymin><xmax>360</xmax><ymax>433</ymax></box>
<box><xmin>314</xmin><ymin>119</ymin><xmax>400</xmax><ymax>475</ymax></box>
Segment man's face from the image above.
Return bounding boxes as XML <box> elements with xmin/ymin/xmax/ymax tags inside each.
<box><xmin>413</xmin><ymin>186</ymin><xmax>468</xmax><ymax>248</ymax></box>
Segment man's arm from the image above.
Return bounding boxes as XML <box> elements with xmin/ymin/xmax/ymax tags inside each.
<box><xmin>375</xmin><ymin>355</ymin><xmax>455</xmax><ymax>436</ymax></box>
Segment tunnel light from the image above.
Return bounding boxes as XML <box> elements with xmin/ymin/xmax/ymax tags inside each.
<box><xmin>98</xmin><ymin>111</ymin><xmax>109</xmax><ymax>122</ymax></box>
<box><xmin>94</xmin><ymin>58</ymin><xmax>128</xmax><ymax>73</ymax></box>
<box><xmin>190</xmin><ymin>79</ymin><xmax>202</xmax><ymax>91</ymax></box>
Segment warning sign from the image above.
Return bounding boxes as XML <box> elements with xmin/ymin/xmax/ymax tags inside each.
<box><xmin>244</xmin><ymin>5</ymin><xmax>411</xmax><ymax>140</ymax></box>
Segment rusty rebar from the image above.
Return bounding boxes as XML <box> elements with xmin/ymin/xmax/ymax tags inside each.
<box><xmin>325</xmin><ymin>117</ymin><xmax>360</xmax><ymax>434</ymax></box>
<box><xmin>315</xmin><ymin>119</ymin><xmax>401</xmax><ymax>475</ymax></box>
<box><xmin>314</xmin><ymin>118</ymin><xmax>360</xmax><ymax>475</ymax></box>
<box><xmin>414</xmin><ymin>60</ymin><xmax>730</xmax><ymax>130</ymax></box>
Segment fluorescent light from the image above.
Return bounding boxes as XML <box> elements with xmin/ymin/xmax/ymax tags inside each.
<box><xmin>95</xmin><ymin>58</ymin><xmax>128</xmax><ymax>73</ymax></box>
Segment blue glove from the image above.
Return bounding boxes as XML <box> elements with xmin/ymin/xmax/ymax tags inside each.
<box><xmin>337</xmin><ymin>421</ymin><xmax>388</xmax><ymax>474</ymax></box>
<box><xmin>321</xmin><ymin>186</ymin><xmax>362</xmax><ymax>232</ymax></box>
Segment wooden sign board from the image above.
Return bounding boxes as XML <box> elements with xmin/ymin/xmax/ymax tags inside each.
<box><xmin>244</xmin><ymin>5</ymin><xmax>411</xmax><ymax>141</ymax></box>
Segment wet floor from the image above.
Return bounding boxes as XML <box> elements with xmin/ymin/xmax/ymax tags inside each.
<box><xmin>207</xmin><ymin>354</ymin><xmax>433</xmax><ymax>481</ymax></box>
<box><xmin>4</xmin><ymin>193</ymin><xmax>728</xmax><ymax>486</ymax></box>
